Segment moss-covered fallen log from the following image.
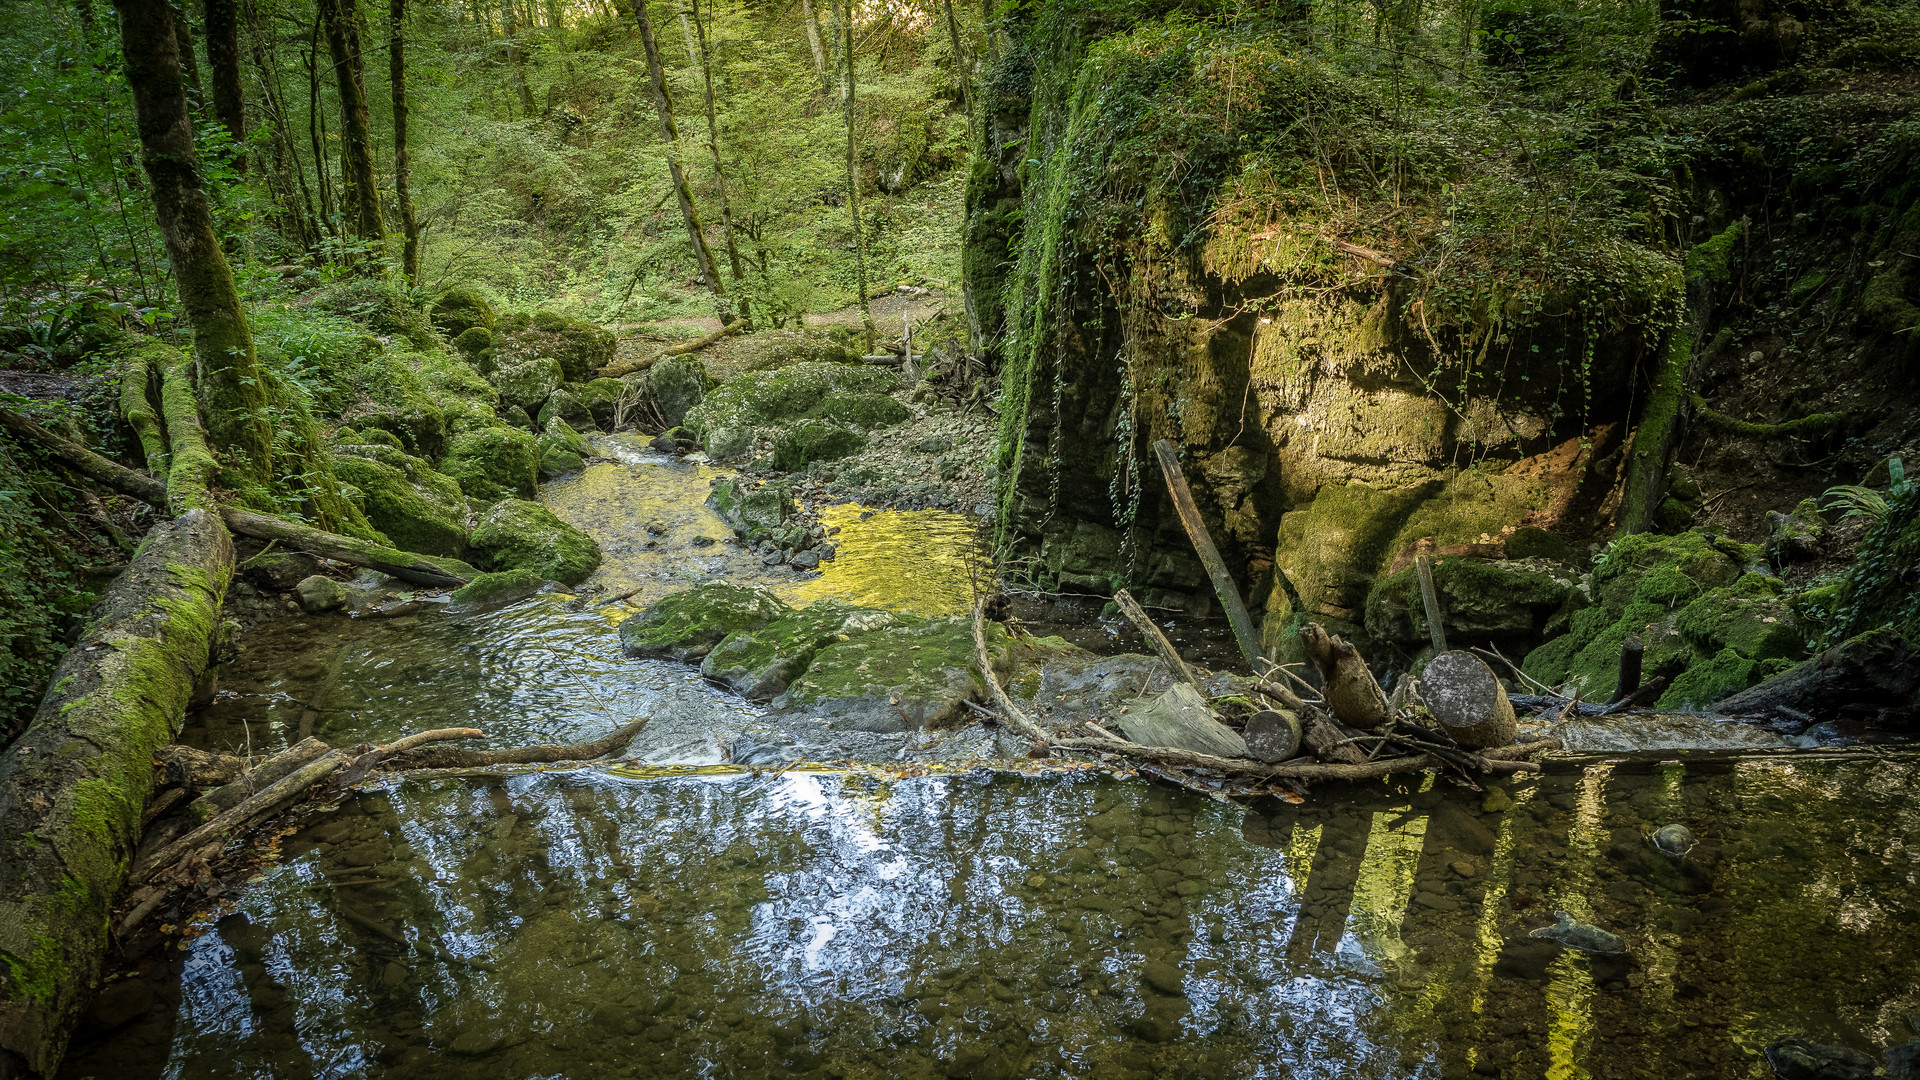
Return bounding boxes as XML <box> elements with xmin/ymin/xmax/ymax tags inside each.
<box><xmin>0</xmin><ymin>508</ymin><xmax>232</xmax><ymax>1079</ymax></box>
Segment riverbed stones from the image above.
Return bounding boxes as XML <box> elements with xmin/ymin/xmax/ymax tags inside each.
<box><xmin>708</xmin><ymin>477</ymin><xmax>794</xmax><ymax>536</ymax></box>
<box><xmin>703</xmin><ymin>602</ymin><xmax>899</xmax><ymax>701</ymax></box>
<box><xmin>619</xmin><ymin>582</ymin><xmax>793</xmax><ymax>662</ymax></box>
<box><xmin>469</xmin><ymin>499</ymin><xmax>600</xmax><ymax>584</ymax></box>
<box><xmin>295</xmin><ymin>575</ymin><xmax>351</xmax><ymax>613</ymax></box>
<box><xmin>448</xmin><ymin>568</ymin><xmax>550</xmax><ymax>614</ymax></box>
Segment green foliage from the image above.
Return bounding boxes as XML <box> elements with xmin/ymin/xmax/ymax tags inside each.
<box><xmin>0</xmin><ymin>434</ymin><xmax>109</xmax><ymax>741</ymax></box>
<box><xmin>1821</xmin><ymin>469</ymin><xmax>1920</xmax><ymax>645</ymax></box>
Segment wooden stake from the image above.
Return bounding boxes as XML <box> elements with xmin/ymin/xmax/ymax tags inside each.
<box><xmin>1150</xmin><ymin>439</ymin><xmax>1263</xmax><ymax>672</ymax></box>
<box><xmin>1414</xmin><ymin>548</ymin><xmax>1447</xmax><ymax>654</ymax></box>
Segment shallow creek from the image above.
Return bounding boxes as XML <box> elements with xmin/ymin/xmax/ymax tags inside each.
<box><xmin>63</xmin><ymin>441</ymin><xmax>1920</xmax><ymax>1078</ymax></box>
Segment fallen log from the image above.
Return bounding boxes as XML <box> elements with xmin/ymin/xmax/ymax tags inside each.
<box><xmin>1714</xmin><ymin>628</ymin><xmax>1920</xmax><ymax>718</ymax></box>
<box><xmin>0</xmin><ymin>509</ymin><xmax>232</xmax><ymax>1078</ymax></box>
<box><xmin>1112</xmin><ymin>588</ymin><xmax>1204</xmax><ymax>690</ymax></box>
<box><xmin>1301</xmin><ymin>622</ymin><xmax>1390</xmax><ymax>730</ymax></box>
<box><xmin>596</xmin><ymin>320</ymin><xmax>747</xmax><ymax>378</ymax></box>
<box><xmin>380</xmin><ymin>721</ymin><xmax>645</xmax><ymax>770</ymax></box>
<box><xmin>132</xmin><ymin>749</ymin><xmax>352</xmax><ymax>886</ymax></box>
<box><xmin>1414</xmin><ymin>548</ymin><xmax>1448</xmax><ymax>654</ymax></box>
<box><xmin>0</xmin><ymin>407</ymin><xmax>169</xmax><ymax>506</ymax></box>
<box><xmin>188</xmin><ymin>736</ymin><xmax>332</xmax><ymax>818</ymax></box>
<box><xmin>1151</xmin><ymin>440</ymin><xmax>1266</xmax><ymax>671</ymax></box>
<box><xmin>971</xmin><ymin>598</ymin><xmax>1052</xmax><ymax>747</ymax></box>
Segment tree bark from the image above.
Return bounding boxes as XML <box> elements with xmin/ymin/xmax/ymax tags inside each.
<box><xmin>245</xmin><ymin>0</ymin><xmax>320</xmax><ymax>248</ymax></box>
<box><xmin>800</xmin><ymin>0</ymin><xmax>828</xmax><ymax>90</ymax></box>
<box><xmin>1414</xmin><ymin>650</ymin><xmax>1517</xmax><ymax>749</ymax></box>
<box><xmin>939</xmin><ymin>0</ymin><xmax>974</xmax><ymax>146</ymax></box>
<box><xmin>305</xmin><ymin>13</ymin><xmax>338</xmax><ymax>236</ymax></box>
<box><xmin>203</xmin><ymin>0</ymin><xmax>246</xmax><ymax>173</ymax></box>
<box><xmin>832</xmin><ymin>0</ymin><xmax>874</xmax><ymax>351</ymax></box>
<box><xmin>319</xmin><ymin>0</ymin><xmax>385</xmax><ymax>248</ymax></box>
<box><xmin>687</xmin><ymin>0</ymin><xmax>744</xmax><ymax>284</ymax></box>
<box><xmin>390</xmin><ymin>0</ymin><xmax>421</xmax><ymax>282</ymax></box>
<box><xmin>170</xmin><ymin>0</ymin><xmax>203</xmax><ymax>100</ymax></box>
<box><xmin>629</xmin><ymin>0</ymin><xmax>727</xmax><ymax>317</ymax></box>
<box><xmin>111</xmin><ymin>0</ymin><xmax>275</xmax><ymax>487</ymax></box>
<box><xmin>0</xmin><ymin>509</ymin><xmax>232</xmax><ymax>1079</ymax></box>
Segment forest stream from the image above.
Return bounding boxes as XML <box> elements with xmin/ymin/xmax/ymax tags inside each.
<box><xmin>55</xmin><ymin>440</ymin><xmax>1920</xmax><ymax>1080</ymax></box>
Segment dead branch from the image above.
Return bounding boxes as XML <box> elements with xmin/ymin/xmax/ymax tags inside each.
<box><xmin>1112</xmin><ymin>588</ymin><xmax>1204</xmax><ymax>691</ymax></box>
<box><xmin>972</xmin><ymin>597</ymin><xmax>1052</xmax><ymax>747</ymax></box>
<box><xmin>381</xmin><ymin>720</ymin><xmax>647</xmax><ymax>769</ymax></box>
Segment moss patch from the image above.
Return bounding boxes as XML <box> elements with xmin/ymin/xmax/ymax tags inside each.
<box><xmin>617</xmin><ymin>582</ymin><xmax>792</xmax><ymax>661</ymax></box>
<box><xmin>441</xmin><ymin>427</ymin><xmax>540</xmax><ymax>501</ymax></box>
<box><xmin>489</xmin><ymin>357</ymin><xmax>563</xmax><ymax>414</ymax></box>
<box><xmin>468</xmin><ymin>499</ymin><xmax>600</xmax><ymax>584</ymax></box>
<box><xmin>448</xmin><ymin>568</ymin><xmax>550</xmax><ymax>611</ymax></box>
<box><xmin>331</xmin><ymin>445</ymin><xmax>470</xmax><ymax>558</ymax></box>
<box><xmin>806</xmin><ymin>392</ymin><xmax>910</xmax><ymax>429</ymax></box>
<box><xmin>770</xmin><ymin>420</ymin><xmax>865</xmax><ymax>471</ymax></box>
<box><xmin>702</xmin><ymin>602</ymin><xmax>899</xmax><ymax>701</ymax></box>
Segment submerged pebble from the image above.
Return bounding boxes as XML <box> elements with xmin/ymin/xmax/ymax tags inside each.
<box><xmin>1652</xmin><ymin>824</ymin><xmax>1697</xmax><ymax>857</ymax></box>
<box><xmin>1530</xmin><ymin>911</ymin><xmax>1627</xmax><ymax>955</ymax></box>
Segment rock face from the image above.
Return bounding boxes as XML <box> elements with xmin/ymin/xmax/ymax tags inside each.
<box><xmin>537</xmin><ymin>387</ymin><xmax>595</xmax><ymax>432</ymax></box>
<box><xmin>618</xmin><ymin>582</ymin><xmax>792</xmax><ymax>662</ymax></box>
<box><xmin>1366</xmin><ymin>555</ymin><xmax>1581</xmax><ymax>660</ymax></box>
<box><xmin>1521</xmin><ymin>529</ymin><xmax>1807</xmax><ymax>707</ymax></box>
<box><xmin>468</xmin><ymin>499</ymin><xmax>600</xmax><ymax>584</ymax></box>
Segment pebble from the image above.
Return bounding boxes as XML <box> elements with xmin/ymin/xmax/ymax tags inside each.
<box><xmin>1652</xmin><ymin>824</ymin><xmax>1696</xmax><ymax>857</ymax></box>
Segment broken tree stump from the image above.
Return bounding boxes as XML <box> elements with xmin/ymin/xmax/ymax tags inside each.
<box><xmin>1417</xmin><ymin>651</ymin><xmax>1518</xmax><ymax>749</ymax></box>
<box><xmin>1300</xmin><ymin>622</ymin><xmax>1390</xmax><ymax>730</ymax></box>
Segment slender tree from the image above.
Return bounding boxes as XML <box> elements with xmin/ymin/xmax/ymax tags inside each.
<box><xmin>318</xmin><ymin>0</ymin><xmax>385</xmax><ymax>248</ymax></box>
<box><xmin>305</xmin><ymin>12</ymin><xmax>338</xmax><ymax>236</ymax></box>
<box><xmin>170</xmin><ymin>0</ymin><xmax>203</xmax><ymax>100</ymax></box>
<box><xmin>500</xmin><ymin>0</ymin><xmax>535</xmax><ymax>116</ymax></box>
<box><xmin>687</xmin><ymin>0</ymin><xmax>743</xmax><ymax>282</ymax></box>
<box><xmin>203</xmin><ymin>0</ymin><xmax>246</xmax><ymax>172</ymax></box>
<box><xmin>831</xmin><ymin>0</ymin><xmax>873</xmax><ymax>349</ymax></box>
<box><xmin>390</xmin><ymin>0</ymin><xmax>421</xmax><ymax>281</ymax></box>
<box><xmin>629</xmin><ymin>0</ymin><xmax>727</xmax><ymax>317</ymax></box>
<box><xmin>940</xmin><ymin>0</ymin><xmax>975</xmax><ymax>148</ymax></box>
<box><xmin>111</xmin><ymin>0</ymin><xmax>273</xmax><ymax>486</ymax></box>
<box><xmin>245</xmin><ymin>0</ymin><xmax>320</xmax><ymax>246</ymax></box>
<box><xmin>799</xmin><ymin>0</ymin><xmax>828</xmax><ymax>91</ymax></box>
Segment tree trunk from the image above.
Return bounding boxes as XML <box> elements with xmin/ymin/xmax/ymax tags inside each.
<box><xmin>800</xmin><ymin>0</ymin><xmax>828</xmax><ymax>90</ymax></box>
<box><xmin>203</xmin><ymin>0</ymin><xmax>245</xmax><ymax>173</ymax></box>
<box><xmin>1714</xmin><ymin>628</ymin><xmax>1920</xmax><ymax>719</ymax></box>
<box><xmin>0</xmin><ymin>509</ymin><xmax>233</xmax><ymax>1079</ymax></box>
<box><xmin>1414</xmin><ymin>650</ymin><xmax>1517</xmax><ymax>749</ymax></box>
<box><xmin>832</xmin><ymin>0</ymin><xmax>873</xmax><ymax>350</ymax></box>
<box><xmin>688</xmin><ymin>0</ymin><xmax>743</xmax><ymax>283</ymax></box>
<box><xmin>319</xmin><ymin>0</ymin><xmax>385</xmax><ymax>249</ymax></box>
<box><xmin>939</xmin><ymin>0</ymin><xmax>974</xmax><ymax>146</ymax></box>
<box><xmin>245</xmin><ymin>0</ymin><xmax>320</xmax><ymax>248</ymax></box>
<box><xmin>500</xmin><ymin>0</ymin><xmax>535</xmax><ymax>116</ymax></box>
<box><xmin>629</xmin><ymin>0</ymin><xmax>727</xmax><ymax>318</ymax></box>
<box><xmin>113</xmin><ymin>0</ymin><xmax>274</xmax><ymax>488</ymax></box>
<box><xmin>170</xmin><ymin>0</ymin><xmax>203</xmax><ymax>100</ymax></box>
<box><xmin>306</xmin><ymin>13</ymin><xmax>338</xmax><ymax>236</ymax></box>
<box><xmin>390</xmin><ymin>0</ymin><xmax>421</xmax><ymax>282</ymax></box>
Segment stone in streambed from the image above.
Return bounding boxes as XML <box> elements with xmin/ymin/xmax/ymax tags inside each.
<box><xmin>537</xmin><ymin>387</ymin><xmax>595</xmax><ymax>433</ymax></box>
<box><xmin>468</xmin><ymin>499</ymin><xmax>600</xmax><ymax>584</ymax></box>
<box><xmin>1113</xmin><ymin>683</ymin><xmax>1249</xmax><ymax>759</ymax></box>
<box><xmin>1528</xmin><ymin>911</ymin><xmax>1626</xmax><ymax>955</ymax></box>
<box><xmin>296</xmin><ymin>575</ymin><xmax>351</xmax><ymax>614</ymax></box>
<box><xmin>619</xmin><ymin>582</ymin><xmax>792</xmax><ymax>662</ymax></box>
<box><xmin>1651</xmin><ymin>823</ymin><xmax>1696</xmax><ymax>857</ymax></box>
<box><xmin>707</xmin><ymin>476</ymin><xmax>793</xmax><ymax>536</ymax></box>
<box><xmin>702</xmin><ymin>602</ymin><xmax>897</xmax><ymax>701</ymax></box>
<box><xmin>243</xmin><ymin>550</ymin><xmax>322</xmax><ymax>591</ymax></box>
<box><xmin>770</xmin><ymin>616</ymin><xmax>1013</xmax><ymax>732</ymax></box>
<box><xmin>448</xmin><ymin>568</ymin><xmax>551</xmax><ymax>613</ymax></box>
<box><xmin>1762</xmin><ymin>1038</ymin><xmax>1878</xmax><ymax>1080</ymax></box>
<box><xmin>441</xmin><ymin>426</ymin><xmax>540</xmax><ymax>501</ymax></box>
<box><xmin>645</xmin><ymin>357</ymin><xmax>706</xmax><ymax>429</ymax></box>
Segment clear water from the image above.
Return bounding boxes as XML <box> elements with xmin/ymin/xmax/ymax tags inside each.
<box><xmin>66</xmin><ymin>756</ymin><xmax>1920</xmax><ymax>1079</ymax></box>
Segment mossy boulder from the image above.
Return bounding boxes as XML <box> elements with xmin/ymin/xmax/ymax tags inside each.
<box><xmin>537</xmin><ymin>387</ymin><xmax>596</xmax><ymax>432</ymax></box>
<box><xmin>1521</xmin><ymin>529</ymin><xmax>1805</xmax><ymax>707</ymax></box>
<box><xmin>537</xmin><ymin>416</ymin><xmax>588</xmax><ymax>478</ymax></box>
<box><xmin>770</xmin><ymin>419</ymin><xmax>865</xmax><ymax>471</ymax></box>
<box><xmin>683</xmin><ymin>362</ymin><xmax>897</xmax><ymax>457</ymax></box>
<box><xmin>431</xmin><ymin>288</ymin><xmax>496</xmax><ymax>338</ymax></box>
<box><xmin>578</xmin><ymin>378</ymin><xmax>627</xmax><ymax>426</ymax></box>
<box><xmin>498</xmin><ymin>310</ymin><xmax>616</xmax><ymax>381</ymax></box>
<box><xmin>702</xmin><ymin>602</ymin><xmax>899</xmax><ymax>701</ymax></box>
<box><xmin>441</xmin><ymin>398</ymin><xmax>502</xmax><ymax>436</ymax></box>
<box><xmin>332</xmin><ymin>445</ymin><xmax>471</xmax><ymax>558</ymax></box>
<box><xmin>448</xmin><ymin>568</ymin><xmax>550</xmax><ymax>613</ymax></box>
<box><xmin>310</xmin><ymin>278</ymin><xmax>437</xmax><ymax>351</ymax></box>
<box><xmin>645</xmin><ymin>357</ymin><xmax>707</xmax><ymax>428</ymax></box>
<box><xmin>354</xmin><ymin>426</ymin><xmax>403</xmax><ymax>450</ymax></box>
<box><xmin>489</xmin><ymin>357</ymin><xmax>563</xmax><ymax>414</ymax></box>
<box><xmin>807</xmin><ymin>392</ymin><xmax>910</xmax><ymax>430</ymax></box>
<box><xmin>469</xmin><ymin>499</ymin><xmax>600</xmax><ymax>584</ymax></box>
<box><xmin>441</xmin><ymin>426</ymin><xmax>540</xmax><ymax>501</ymax></box>
<box><xmin>241</xmin><ymin>550</ymin><xmax>322</xmax><ymax>591</ymax></box>
<box><xmin>295</xmin><ymin>574</ymin><xmax>351</xmax><ymax>614</ymax></box>
<box><xmin>707</xmin><ymin>477</ymin><xmax>794</xmax><ymax>535</ymax></box>
<box><xmin>771</xmin><ymin>616</ymin><xmax>1014</xmax><ymax>731</ymax></box>
<box><xmin>343</xmin><ymin>351</ymin><xmax>448</xmax><ymax>460</ymax></box>
<box><xmin>617</xmin><ymin>582</ymin><xmax>793</xmax><ymax>662</ymax></box>
<box><xmin>416</xmin><ymin>354</ymin><xmax>499</xmax><ymax>410</ymax></box>
<box><xmin>452</xmin><ymin>325</ymin><xmax>494</xmax><ymax>360</ymax></box>
<box><xmin>1366</xmin><ymin>557</ymin><xmax>1582</xmax><ymax>652</ymax></box>
<box><xmin>724</xmin><ymin>329</ymin><xmax>858</xmax><ymax>372</ymax></box>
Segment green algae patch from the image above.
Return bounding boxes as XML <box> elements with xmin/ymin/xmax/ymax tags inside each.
<box><xmin>618</xmin><ymin>582</ymin><xmax>793</xmax><ymax>662</ymax></box>
<box><xmin>332</xmin><ymin>444</ymin><xmax>471</xmax><ymax>558</ymax></box>
<box><xmin>772</xmin><ymin>616</ymin><xmax>1013</xmax><ymax>732</ymax></box>
<box><xmin>469</xmin><ymin>499</ymin><xmax>601</xmax><ymax>585</ymax></box>
<box><xmin>702</xmin><ymin>602</ymin><xmax>900</xmax><ymax>701</ymax></box>
<box><xmin>1521</xmin><ymin>529</ymin><xmax>1805</xmax><ymax>706</ymax></box>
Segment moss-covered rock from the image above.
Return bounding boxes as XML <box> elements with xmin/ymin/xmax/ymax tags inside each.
<box><xmin>683</xmin><ymin>362</ymin><xmax>897</xmax><ymax>451</ymax></box>
<box><xmin>537</xmin><ymin>416</ymin><xmax>588</xmax><ymax>479</ymax></box>
<box><xmin>441</xmin><ymin>426</ymin><xmax>540</xmax><ymax>501</ymax></box>
<box><xmin>416</xmin><ymin>354</ymin><xmax>499</xmax><ymax>410</ymax></box>
<box><xmin>807</xmin><ymin>392</ymin><xmax>910</xmax><ymax>430</ymax></box>
<box><xmin>452</xmin><ymin>325</ymin><xmax>494</xmax><ymax>360</ymax></box>
<box><xmin>448</xmin><ymin>568</ymin><xmax>550</xmax><ymax>613</ymax></box>
<box><xmin>771</xmin><ymin>615</ymin><xmax>1013</xmax><ymax>731</ymax></box>
<box><xmin>646</xmin><ymin>357</ymin><xmax>706</xmax><ymax>428</ymax></box>
<box><xmin>468</xmin><ymin>499</ymin><xmax>600</xmax><ymax>584</ymax></box>
<box><xmin>497</xmin><ymin>309</ymin><xmax>616</xmax><ymax>381</ymax></box>
<box><xmin>431</xmin><ymin>287</ymin><xmax>496</xmax><ymax>338</ymax></box>
<box><xmin>332</xmin><ymin>445</ymin><xmax>471</xmax><ymax>558</ymax></box>
<box><xmin>702</xmin><ymin>602</ymin><xmax>899</xmax><ymax>701</ymax></box>
<box><xmin>721</xmin><ymin>329</ymin><xmax>858</xmax><ymax>372</ymax></box>
<box><xmin>295</xmin><ymin>574</ymin><xmax>351</xmax><ymax>613</ymax></box>
<box><xmin>1521</xmin><ymin>529</ymin><xmax>1806</xmax><ymax>706</ymax></box>
<box><xmin>242</xmin><ymin>550</ymin><xmax>322</xmax><ymax>591</ymax></box>
<box><xmin>441</xmin><ymin>398</ymin><xmax>501</xmax><ymax>436</ymax></box>
<box><xmin>770</xmin><ymin>419</ymin><xmax>865</xmax><ymax>471</ymax></box>
<box><xmin>707</xmin><ymin>476</ymin><xmax>794</xmax><ymax>535</ymax></box>
<box><xmin>355</xmin><ymin>426</ymin><xmax>403</xmax><ymax>450</ymax></box>
<box><xmin>578</xmin><ymin>377</ymin><xmax>627</xmax><ymax>426</ymax></box>
<box><xmin>1366</xmin><ymin>557</ymin><xmax>1582</xmax><ymax>651</ymax></box>
<box><xmin>489</xmin><ymin>357</ymin><xmax>563</xmax><ymax>414</ymax></box>
<box><xmin>538</xmin><ymin>387</ymin><xmax>596</xmax><ymax>432</ymax></box>
<box><xmin>617</xmin><ymin>582</ymin><xmax>793</xmax><ymax>661</ymax></box>
<box><xmin>342</xmin><ymin>350</ymin><xmax>448</xmax><ymax>460</ymax></box>
<box><xmin>309</xmin><ymin>278</ymin><xmax>437</xmax><ymax>351</ymax></box>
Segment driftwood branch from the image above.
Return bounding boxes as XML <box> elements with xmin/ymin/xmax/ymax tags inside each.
<box><xmin>381</xmin><ymin>720</ymin><xmax>647</xmax><ymax>769</ymax></box>
<box><xmin>597</xmin><ymin>320</ymin><xmax>746</xmax><ymax>378</ymax></box>
<box><xmin>1150</xmin><ymin>439</ymin><xmax>1265</xmax><ymax>672</ymax></box>
<box><xmin>1414</xmin><ymin>548</ymin><xmax>1447</xmax><ymax>654</ymax></box>
<box><xmin>0</xmin><ymin>407</ymin><xmax>170</xmax><ymax>505</ymax></box>
<box><xmin>1112</xmin><ymin>588</ymin><xmax>1204</xmax><ymax>690</ymax></box>
<box><xmin>971</xmin><ymin>597</ymin><xmax>1051</xmax><ymax>746</ymax></box>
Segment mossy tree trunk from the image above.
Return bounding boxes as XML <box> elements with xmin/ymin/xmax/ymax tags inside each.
<box><xmin>940</xmin><ymin>0</ymin><xmax>975</xmax><ymax>148</ymax></box>
<box><xmin>800</xmin><ymin>0</ymin><xmax>828</xmax><ymax>91</ymax></box>
<box><xmin>170</xmin><ymin>0</ymin><xmax>202</xmax><ymax>100</ymax></box>
<box><xmin>832</xmin><ymin>0</ymin><xmax>873</xmax><ymax>350</ymax></box>
<box><xmin>687</xmin><ymin>0</ymin><xmax>744</xmax><ymax>285</ymax></box>
<box><xmin>114</xmin><ymin>0</ymin><xmax>273</xmax><ymax>489</ymax></box>
<box><xmin>202</xmin><ymin>0</ymin><xmax>245</xmax><ymax>174</ymax></box>
<box><xmin>305</xmin><ymin>13</ymin><xmax>338</xmax><ymax>236</ymax></box>
<box><xmin>1615</xmin><ymin>328</ymin><xmax>1690</xmax><ymax>536</ymax></box>
<box><xmin>630</xmin><ymin>0</ymin><xmax>728</xmax><ymax>320</ymax></box>
<box><xmin>390</xmin><ymin>0</ymin><xmax>421</xmax><ymax>283</ymax></box>
<box><xmin>319</xmin><ymin>0</ymin><xmax>386</xmax><ymax>249</ymax></box>
<box><xmin>0</xmin><ymin>509</ymin><xmax>233</xmax><ymax>1080</ymax></box>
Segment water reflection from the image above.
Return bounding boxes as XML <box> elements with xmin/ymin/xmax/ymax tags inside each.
<box><xmin>67</xmin><ymin>756</ymin><xmax>1920</xmax><ymax>1080</ymax></box>
<box><xmin>786</xmin><ymin>504</ymin><xmax>987</xmax><ymax>617</ymax></box>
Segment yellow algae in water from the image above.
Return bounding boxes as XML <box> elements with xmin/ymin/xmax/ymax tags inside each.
<box><xmin>784</xmin><ymin>504</ymin><xmax>988</xmax><ymax>616</ymax></box>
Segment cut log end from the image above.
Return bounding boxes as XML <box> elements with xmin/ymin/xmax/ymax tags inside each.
<box><xmin>1417</xmin><ymin>650</ymin><xmax>1517</xmax><ymax>749</ymax></box>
